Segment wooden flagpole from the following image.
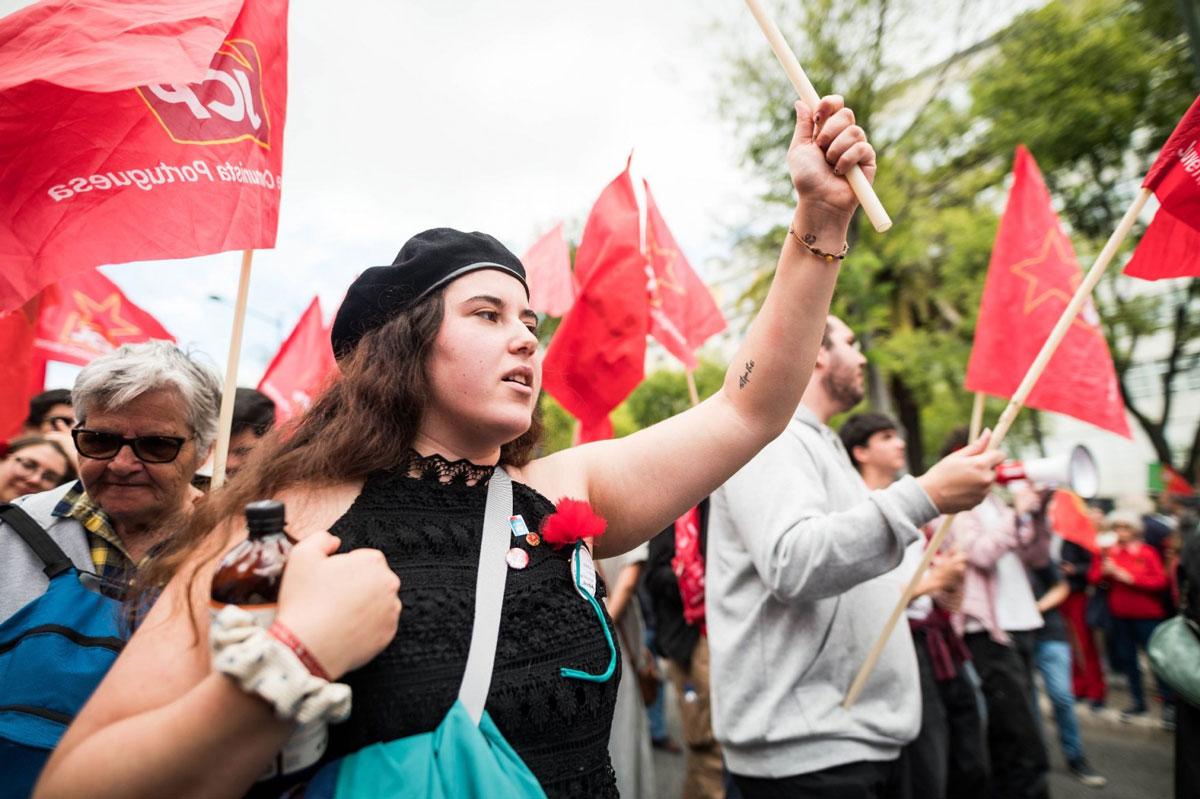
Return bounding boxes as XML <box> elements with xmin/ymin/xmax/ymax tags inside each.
<box><xmin>842</xmin><ymin>187</ymin><xmax>1152</xmax><ymax>707</ymax></box>
<box><xmin>211</xmin><ymin>249</ymin><xmax>254</xmax><ymax>490</ymax></box>
<box><xmin>741</xmin><ymin>0</ymin><xmax>892</xmax><ymax>233</ymax></box>
<box><xmin>969</xmin><ymin>391</ymin><xmax>986</xmax><ymax>441</ymax></box>
<box><xmin>686</xmin><ymin>370</ymin><xmax>700</xmax><ymax>407</ymax></box>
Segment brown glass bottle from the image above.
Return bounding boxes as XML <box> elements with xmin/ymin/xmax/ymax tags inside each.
<box><xmin>210</xmin><ymin>500</ymin><xmax>329</xmax><ymax>779</ymax></box>
<box><xmin>211</xmin><ymin>500</ymin><xmax>292</xmax><ymax>610</ymax></box>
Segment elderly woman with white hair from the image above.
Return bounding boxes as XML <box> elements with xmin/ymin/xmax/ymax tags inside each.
<box><xmin>1089</xmin><ymin>509</ymin><xmax>1172</xmax><ymax>722</ymax></box>
<box><xmin>0</xmin><ymin>340</ymin><xmax>221</xmax><ymax>792</ymax></box>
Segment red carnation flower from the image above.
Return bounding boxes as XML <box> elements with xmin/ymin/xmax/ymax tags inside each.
<box><xmin>540</xmin><ymin>498</ymin><xmax>607</xmax><ymax>549</ymax></box>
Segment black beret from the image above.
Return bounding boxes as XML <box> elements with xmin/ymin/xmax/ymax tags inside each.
<box><xmin>331</xmin><ymin>228</ymin><xmax>528</xmax><ymax>358</ymax></box>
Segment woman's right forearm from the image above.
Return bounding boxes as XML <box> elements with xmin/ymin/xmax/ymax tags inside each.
<box><xmin>37</xmin><ymin>672</ymin><xmax>293</xmax><ymax>799</ymax></box>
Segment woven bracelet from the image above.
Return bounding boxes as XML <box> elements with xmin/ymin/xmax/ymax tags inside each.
<box><xmin>788</xmin><ymin>227</ymin><xmax>849</xmax><ymax>262</ymax></box>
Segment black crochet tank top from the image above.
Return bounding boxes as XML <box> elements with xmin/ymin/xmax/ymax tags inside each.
<box><xmin>324</xmin><ymin>454</ymin><xmax>620</xmax><ymax>798</ymax></box>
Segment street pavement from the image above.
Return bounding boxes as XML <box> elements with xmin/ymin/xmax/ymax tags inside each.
<box><xmin>649</xmin><ymin>680</ymin><xmax>1176</xmax><ymax>798</ymax></box>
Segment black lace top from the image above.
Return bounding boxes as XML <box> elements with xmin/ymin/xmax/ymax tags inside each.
<box><xmin>324</xmin><ymin>454</ymin><xmax>620</xmax><ymax>798</ymax></box>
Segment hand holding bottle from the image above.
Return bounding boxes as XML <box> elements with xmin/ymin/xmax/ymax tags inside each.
<box><xmin>276</xmin><ymin>531</ymin><xmax>402</xmax><ymax>680</ymax></box>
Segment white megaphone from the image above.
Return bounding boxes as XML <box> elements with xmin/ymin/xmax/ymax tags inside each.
<box><xmin>995</xmin><ymin>444</ymin><xmax>1099</xmax><ymax>499</ymax></box>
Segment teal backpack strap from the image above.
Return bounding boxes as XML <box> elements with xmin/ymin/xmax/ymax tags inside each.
<box><xmin>457</xmin><ymin>467</ymin><xmax>513</xmax><ymax>725</ymax></box>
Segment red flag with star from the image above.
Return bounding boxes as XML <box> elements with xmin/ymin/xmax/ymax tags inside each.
<box><xmin>1125</xmin><ymin>96</ymin><xmax>1200</xmax><ymax>280</ymax></box>
<box><xmin>258</xmin><ymin>297</ymin><xmax>338</xmax><ymax>425</ymax></box>
<box><xmin>0</xmin><ymin>0</ymin><xmax>288</xmax><ymax>313</ymax></box>
<box><xmin>965</xmin><ymin>146</ymin><xmax>1130</xmax><ymax>437</ymax></box>
<box><xmin>643</xmin><ymin>180</ymin><xmax>725</xmax><ymax>369</ymax></box>
<box><xmin>542</xmin><ymin>162</ymin><xmax>649</xmax><ymax>442</ymax></box>
<box><xmin>34</xmin><ymin>269</ymin><xmax>174</xmax><ymax>366</ymax></box>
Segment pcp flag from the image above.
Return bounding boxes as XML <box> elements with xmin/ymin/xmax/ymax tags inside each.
<box><xmin>965</xmin><ymin>146</ymin><xmax>1131</xmax><ymax>437</ymax></box>
<box><xmin>259</xmin><ymin>297</ymin><xmax>338</xmax><ymax>425</ymax></box>
<box><xmin>0</xmin><ymin>0</ymin><xmax>289</xmax><ymax>313</ymax></box>
<box><xmin>643</xmin><ymin>180</ymin><xmax>726</xmax><ymax>369</ymax></box>
<box><xmin>1125</xmin><ymin>96</ymin><xmax>1200</xmax><ymax>280</ymax></box>
<box><xmin>34</xmin><ymin>269</ymin><xmax>174</xmax><ymax>366</ymax></box>
<box><xmin>542</xmin><ymin>162</ymin><xmax>649</xmax><ymax>442</ymax></box>
<box><xmin>522</xmin><ymin>223</ymin><xmax>576</xmax><ymax>318</ymax></box>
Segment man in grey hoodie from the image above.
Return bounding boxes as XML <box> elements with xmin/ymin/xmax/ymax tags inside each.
<box><xmin>707</xmin><ymin>315</ymin><xmax>1005</xmax><ymax>798</ymax></box>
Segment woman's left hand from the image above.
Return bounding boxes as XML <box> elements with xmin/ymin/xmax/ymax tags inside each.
<box><xmin>787</xmin><ymin>96</ymin><xmax>876</xmax><ymax>230</ymax></box>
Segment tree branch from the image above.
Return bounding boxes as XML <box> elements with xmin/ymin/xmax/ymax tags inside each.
<box><xmin>1158</xmin><ymin>287</ymin><xmax>1192</xmax><ymax>424</ymax></box>
<box><xmin>1118</xmin><ymin>376</ymin><xmax>1174</xmax><ymax>468</ymax></box>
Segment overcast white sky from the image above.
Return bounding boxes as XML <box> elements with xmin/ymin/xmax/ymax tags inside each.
<box><xmin>2</xmin><ymin>0</ymin><xmax>1039</xmax><ymax>388</ymax></box>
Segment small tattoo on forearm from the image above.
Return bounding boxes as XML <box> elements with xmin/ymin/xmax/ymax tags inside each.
<box><xmin>738</xmin><ymin>360</ymin><xmax>755</xmax><ymax>389</ymax></box>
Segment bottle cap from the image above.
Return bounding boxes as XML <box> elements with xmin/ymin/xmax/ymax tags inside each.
<box><xmin>245</xmin><ymin>500</ymin><xmax>286</xmax><ymax>536</ymax></box>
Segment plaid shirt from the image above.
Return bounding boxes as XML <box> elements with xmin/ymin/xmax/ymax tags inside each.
<box><xmin>52</xmin><ymin>481</ymin><xmax>136</xmax><ymax>598</ymax></box>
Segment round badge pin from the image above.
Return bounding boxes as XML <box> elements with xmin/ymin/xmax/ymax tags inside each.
<box><xmin>525</xmin><ymin>532</ymin><xmax>541</xmax><ymax>547</ymax></box>
<box><xmin>506</xmin><ymin>547</ymin><xmax>530</xmax><ymax>570</ymax></box>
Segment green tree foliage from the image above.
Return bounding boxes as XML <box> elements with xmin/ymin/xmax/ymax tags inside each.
<box><xmin>622</xmin><ymin>358</ymin><xmax>725</xmax><ymax>429</ymax></box>
<box><xmin>717</xmin><ymin>0</ymin><xmax>1197</xmax><ymax>474</ymax></box>
<box><xmin>536</xmin><ymin>357</ymin><xmax>725</xmax><ymax>456</ymax></box>
<box><xmin>962</xmin><ymin>0</ymin><xmax>1199</xmax><ymax>476</ymax></box>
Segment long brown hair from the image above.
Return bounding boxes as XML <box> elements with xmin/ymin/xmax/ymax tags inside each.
<box><xmin>130</xmin><ymin>288</ymin><xmax>542</xmax><ymax>619</ymax></box>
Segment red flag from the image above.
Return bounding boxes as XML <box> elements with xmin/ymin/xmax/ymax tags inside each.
<box><xmin>542</xmin><ymin>164</ymin><xmax>649</xmax><ymax>442</ymax></box>
<box><xmin>965</xmin><ymin>147</ymin><xmax>1130</xmax><ymax>437</ymax></box>
<box><xmin>1049</xmin><ymin>489</ymin><xmax>1099</xmax><ymax>554</ymax></box>
<box><xmin>34</xmin><ymin>269</ymin><xmax>174</xmax><ymax>366</ymax></box>
<box><xmin>258</xmin><ymin>298</ymin><xmax>338</xmax><ymax>425</ymax></box>
<box><xmin>1125</xmin><ymin>97</ymin><xmax>1200</xmax><ymax>280</ymax></box>
<box><xmin>1163</xmin><ymin>464</ymin><xmax>1196</xmax><ymax>497</ymax></box>
<box><xmin>672</xmin><ymin>505</ymin><xmax>707</xmax><ymax>632</ymax></box>
<box><xmin>0</xmin><ymin>0</ymin><xmax>288</xmax><ymax>313</ymax></box>
<box><xmin>0</xmin><ymin>0</ymin><xmax>243</xmax><ymax>93</ymax></box>
<box><xmin>0</xmin><ymin>299</ymin><xmax>41</xmax><ymax>438</ymax></box>
<box><xmin>522</xmin><ymin>223</ymin><xmax>576</xmax><ymax>318</ymax></box>
<box><xmin>643</xmin><ymin>181</ymin><xmax>726</xmax><ymax>369</ymax></box>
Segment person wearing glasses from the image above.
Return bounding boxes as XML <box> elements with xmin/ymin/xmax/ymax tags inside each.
<box><xmin>0</xmin><ymin>340</ymin><xmax>220</xmax><ymax>621</ymax></box>
<box><xmin>8</xmin><ymin>389</ymin><xmax>80</xmax><ymax>471</ymax></box>
<box><xmin>21</xmin><ymin>388</ymin><xmax>75</xmax><ymax>436</ymax></box>
<box><xmin>0</xmin><ymin>436</ymin><xmax>75</xmax><ymax>503</ymax></box>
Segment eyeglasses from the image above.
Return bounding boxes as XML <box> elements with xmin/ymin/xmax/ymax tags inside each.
<box><xmin>71</xmin><ymin>429</ymin><xmax>189</xmax><ymax>464</ymax></box>
<box><xmin>11</xmin><ymin>456</ymin><xmax>65</xmax><ymax>486</ymax></box>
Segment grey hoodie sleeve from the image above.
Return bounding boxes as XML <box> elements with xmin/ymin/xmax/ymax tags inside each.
<box><xmin>720</xmin><ymin>428</ymin><xmax>939</xmax><ymax>604</ymax></box>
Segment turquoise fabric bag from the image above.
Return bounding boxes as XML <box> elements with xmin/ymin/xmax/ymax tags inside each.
<box><xmin>305</xmin><ymin>468</ymin><xmax>548</xmax><ymax>799</ymax></box>
<box><xmin>314</xmin><ymin>700</ymin><xmax>544</xmax><ymax>798</ymax></box>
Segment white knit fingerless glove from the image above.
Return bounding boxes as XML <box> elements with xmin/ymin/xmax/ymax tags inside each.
<box><xmin>211</xmin><ymin>605</ymin><xmax>352</xmax><ymax>725</ymax></box>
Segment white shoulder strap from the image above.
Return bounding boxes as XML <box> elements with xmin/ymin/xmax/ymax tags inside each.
<box><xmin>457</xmin><ymin>467</ymin><xmax>513</xmax><ymax>724</ymax></box>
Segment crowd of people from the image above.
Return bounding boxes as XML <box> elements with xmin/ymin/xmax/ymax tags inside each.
<box><xmin>0</xmin><ymin>96</ymin><xmax>1195</xmax><ymax>799</ymax></box>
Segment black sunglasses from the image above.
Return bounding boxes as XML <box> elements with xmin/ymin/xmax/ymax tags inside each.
<box><xmin>71</xmin><ymin>428</ymin><xmax>189</xmax><ymax>464</ymax></box>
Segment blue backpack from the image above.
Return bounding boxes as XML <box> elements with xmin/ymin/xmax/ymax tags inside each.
<box><xmin>0</xmin><ymin>503</ymin><xmax>125</xmax><ymax>797</ymax></box>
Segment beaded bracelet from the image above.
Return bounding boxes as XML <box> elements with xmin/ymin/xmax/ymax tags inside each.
<box><xmin>788</xmin><ymin>227</ymin><xmax>849</xmax><ymax>262</ymax></box>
